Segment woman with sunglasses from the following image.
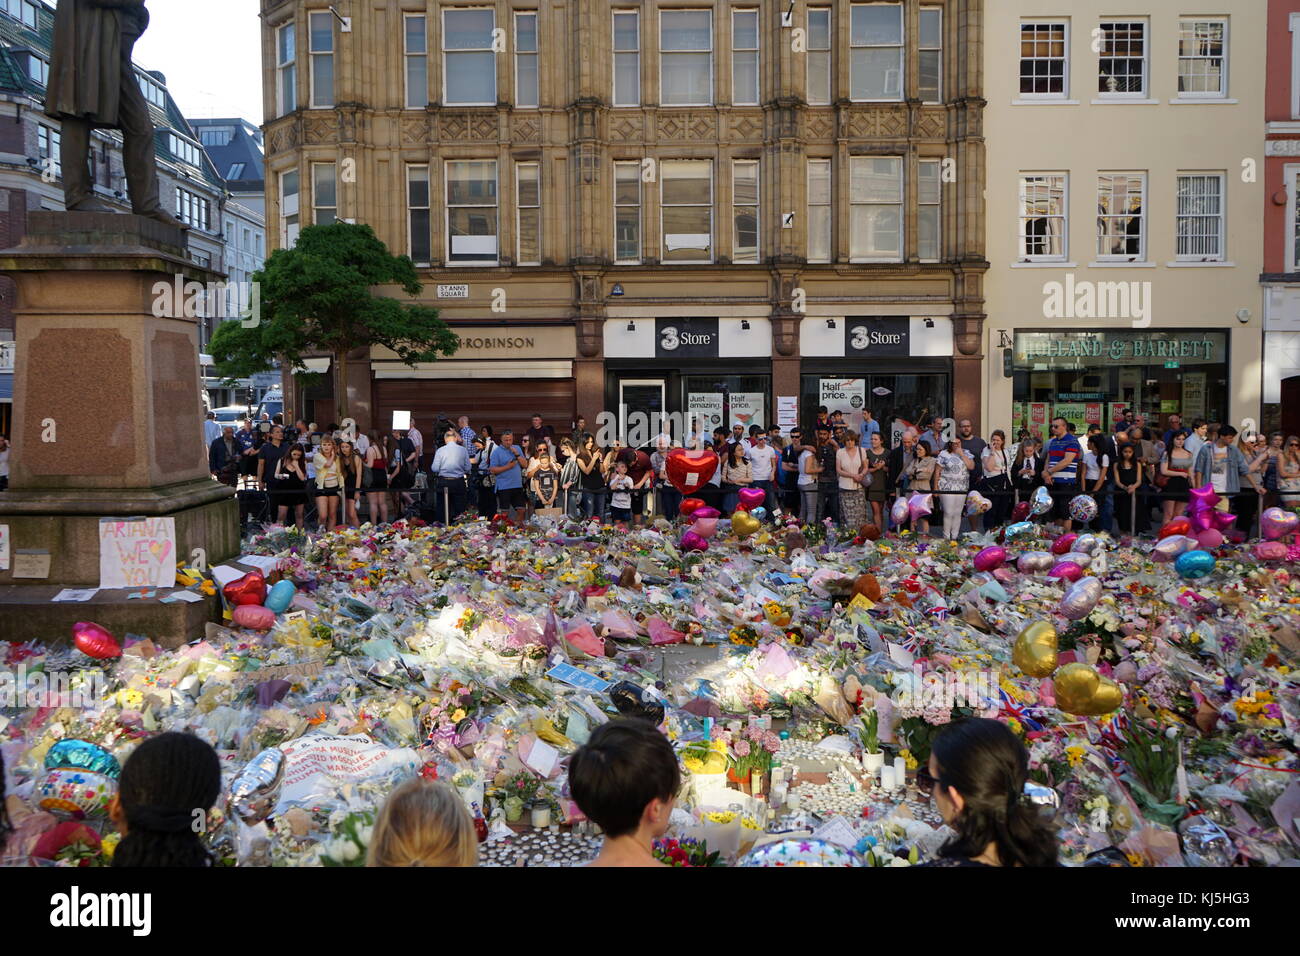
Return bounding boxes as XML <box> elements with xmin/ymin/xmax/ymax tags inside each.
<box><xmin>1279</xmin><ymin>436</ymin><xmax>1300</xmax><ymax>509</ymax></box>
<box><xmin>914</xmin><ymin>718</ymin><xmax>1058</xmax><ymax>867</ymax></box>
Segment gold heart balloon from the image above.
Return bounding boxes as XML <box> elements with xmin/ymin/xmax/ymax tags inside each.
<box><xmin>732</xmin><ymin>511</ymin><xmax>761</xmax><ymax>538</ymax></box>
<box><xmin>1053</xmin><ymin>663</ymin><xmax>1124</xmax><ymax>717</ymax></box>
<box><xmin>1012</xmin><ymin>621</ymin><xmax>1059</xmax><ymax>678</ymax></box>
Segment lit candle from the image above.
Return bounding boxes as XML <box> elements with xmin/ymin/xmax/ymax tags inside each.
<box><xmin>894</xmin><ymin>757</ymin><xmax>907</xmax><ymax>789</ymax></box>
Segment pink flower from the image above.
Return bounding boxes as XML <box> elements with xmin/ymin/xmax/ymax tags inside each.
<box><xmin>734</xmin><ymin>739</ymin><xmax>751</xmax><ymax>757</ymax></box>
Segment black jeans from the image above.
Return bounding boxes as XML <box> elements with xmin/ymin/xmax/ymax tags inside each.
<box><xmin>817</xmin><ymin>483</ymin><xmax>839</xmax><ymax>524</ymax></box>
<box><xmin>432</xmin><ymin>477</ymin><xmax>468</xmax><ymax>523</ymax></box>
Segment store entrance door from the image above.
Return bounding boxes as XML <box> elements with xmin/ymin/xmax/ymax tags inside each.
<box><xmin>618</xmin><ymin>379</ymin><xmax>666</xmax><ymax>447</ymax></box>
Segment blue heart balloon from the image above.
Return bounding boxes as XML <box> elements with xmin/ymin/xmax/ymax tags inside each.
<box><xmin>264</xmin><ymin>578</ymin><xmax>297</xmax><ymax>614</ymax></box>
<box><xmin>1174</xmin><ymin>549</ymin><xmax>1216</xmax><ymax>579</ymax></box>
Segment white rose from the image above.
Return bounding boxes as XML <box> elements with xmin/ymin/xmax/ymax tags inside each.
<box><xmin>341</xmin><ymin>840</ymin><xmax>360</xmax><ymax>861</ymax></box>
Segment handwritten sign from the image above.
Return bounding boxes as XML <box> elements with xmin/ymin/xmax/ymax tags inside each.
<box><xmin>99</xmin><ymin>517</ymin><xmax>176</xmax><ymax>589</ymax></box>
<box><xmin>12</xmin><ymin>550</ymin><xmax>50</xmax><ymax>579</ymax></box>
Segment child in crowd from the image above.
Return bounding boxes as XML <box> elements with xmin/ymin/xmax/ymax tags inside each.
<box><xmin>569</xmin><ymin>719</ymin><xmax>681</xmax><ymax>868</ymax></box>
<box><xmin>608</xmin><ymin>460</ymin><xmax>634</xmax><ymax>526</ymax></box>
<box><xmin>109</xmin><ymin>732</ymin><xmax>222</xmax><ymax>867</ymax></box>
<box><xmin>367</xmin><ymin>778</ymin><xmax>478</xmax><ymax>867</ymax></box>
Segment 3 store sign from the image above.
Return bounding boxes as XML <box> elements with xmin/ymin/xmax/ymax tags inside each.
<box><xmin>654</xmin><ymin>318</ymin><xmax>720</xmax><ymax>358</ymax></box>
<box><xmin>845</xmin><ymin>317</ymin><xmax>910</xmax><ymax>356</ymax></box>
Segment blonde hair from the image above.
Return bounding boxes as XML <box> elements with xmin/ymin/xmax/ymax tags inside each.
<box><xmin>366</xmin><ymin>779</ymin><xmax>478</xmax><ymax>867</ymax></box>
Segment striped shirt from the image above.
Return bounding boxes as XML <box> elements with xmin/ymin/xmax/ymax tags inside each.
<box><xmin>1047</xmin><ymin>435</ymin><xmax>1083</xmax><ymax>484</ymax></box>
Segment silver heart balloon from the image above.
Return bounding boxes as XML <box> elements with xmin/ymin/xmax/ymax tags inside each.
<box><xmin>1058</xmin><ymin>576</ymin><xmax>1103</xmax><ymax>620</ymax></box>
<box><xmin>1073</xmin><ymin>534</ymin><xmax>1103</xmax><ymax>555</ymax></box>
<box><xmin>1016</xmin><ymin>551</ymin><xmax>1055</xmax><ymax>573</ymax></box>
<box><xmin>1151</xmin><ymin>534</ymin><xmax>1197</xmax><ymax>563</ymax></box>
<box><xmin>1060</xmin><ymin>551</ymin><xmax>1093</xmax><ymax>568</ymax></box>
<box><xmin>228</xmin><ymin>747</ymin><xmax>285</xmax><ymax>825</ymax></box>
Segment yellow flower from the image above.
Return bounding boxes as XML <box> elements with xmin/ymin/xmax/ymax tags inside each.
<box><xmin>1006</xmin><ymin>718</ymin><xmax>1024</xmax><ymax>737</ymax></box>
<box><xmin>1065</xmin><ymin>746</ymin><xmax>1086</xmax><ymax>768</ymax></box>
<box><xmin>451</xmin><ymin>708</ymin><xmax>466</xmax><ymax>722</ymax></box>
<box><xmin>899</xmin><ymin>749</ymin><xmax>918</xmax><ymax>771</ymax></box>
<box><xmin>101</xmin><ymin>831</ymin><xmax>121</xmax><ymax>860</ymax></box>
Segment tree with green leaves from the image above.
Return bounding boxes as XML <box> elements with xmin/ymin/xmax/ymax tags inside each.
<box><xmin>209</xmin><ymin>222</ymin><xmax>458</xmax><ymax>423</ymax></box>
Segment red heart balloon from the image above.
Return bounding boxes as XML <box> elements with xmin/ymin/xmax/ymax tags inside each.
<box><xmin>1158</xmin><ymin>517</ymin><xmax>1192</xmax><ymax>539</ymax></box>
<box><xmin>73</xmin><ymin>622</ymin><xmax>121</xmax><ymax>660</ymax></box>
<box><xmin>223</xmin><ymin>570</ymin><xmax>267</xmax><ymax>607</ymax></box>
<box><xmin>678</xmin><ymin>497</ymin><xmax>706</xmax><ymax>517</ymax></box>
<box><xmin>665</xmin><ymin>448</ymin><xmax>719</xmax><ymax>495</ymax></box>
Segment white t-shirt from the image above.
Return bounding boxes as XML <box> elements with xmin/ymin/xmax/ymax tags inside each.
<box><xmin>610</xmin><ymin>474</ymin><xmax>633</xmax><ymax>509</ymax></box>
<box><xmin>747</xmin><ymin>443</ymin><xmax>778</xmax><ymax>481</ymax></box>
<box><xmin>797</xmin><ymin>449</ymin><xmax>816</xmax><ymax>487</ymax></box>
<box><xmin>1083</xmin><ymin>451</ymin><xmax>1110</xmax><ymax>482</ymax></box>
<box><xmin>354</xmin><ymin>432</ymin><xmax>370</xmax><ymax>456</ymax></box>
<box><xmin>1210</xmin><ymin>446</ymin><xmax>1229</xmax><ymax>493</ymax></box>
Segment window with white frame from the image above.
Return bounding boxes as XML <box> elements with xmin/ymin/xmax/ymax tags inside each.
<box><xmin>446</xmin><ymin>160</ymin><xmax>499</xmax><ymax>264</ymax></box>
<box><xmin>732</xmin><ymin>9</ymin><xmax>759</xmax><ymax>106</ymax></box>
<box><xmin>516</xmin><ymin>162</ymin><xmax>540</xmax><ymax>265</ymax></box>
<box><xmin>405</xmin><ymin>14</ymin><xmax>428</xmax><ymax>109</ymax></box>
<box><xmin>169</xmin><ymin>133</ymin><xmax>203</xmax><ymax>168</ymax></box>
<box><xmin>21</xmin><ymin>0</ymin><xmax>35</xmax><ymax>29</ymax></box>
<box><xmin>807</xmin><ymin>159</ymin><xmax>832</xmax><ymax>262</ymax></box>
<box><xmin>918</xmin><ymin>159</ymin><xmax>941</xmax><ymax>261</ymax></box>
<box><xmin>312</xmin><ymin>162</ymin><xmax>337</xmax><ymax>226</ymax></box>
<box><xmin>1293</xmin><ymin>14</ymin><xmax>1300</xmax><ymax>119</ymax></box>
<box><xmin>661</xmin><ymin>160</ymin><xmax>713</xmax><ymax>262</ymax></box>
<box><xmin>807</xmin><ymin>7</ymin><xmax>831</xmax><ymax>105</ymax></box>
<box><xmin>407</xmin><ymin>165</ymin><xmax>431</xmax><ymax>264</ymax></box>
<box><xmin>139</xmin><ymin>71</ymin><xmax>168</xmax><ymax>108</ymax></box>
<box><xmin>1018</xmin><ymin>174</ymin><xmax>1067</xmax><ymax>261</ymax></box>
<box><xmin>37</xmin><ymin>124</ymin><xmax>60</xmax><ymax>179</ymax></box>
<box><xmin>443</xmin><ymin>9</ymin><xmax>497</xmax><ymax>106</ymax></box>
<box><xmin>614</xmin><ymin>161</ymin><xmax>642</xmax><ymax>263</ymax></box>
<box><xmin>1176</xmin><ymin>173</ymin><xmax>1225</xmax><ymax>262</ymax></box>
<box><xmin>733</xmin><ymin>160</ymin><xmax>759</xmax><ymax>263</ymax></box>
<box><xmin>1098</xmin><ymin>21</ymin><xmax>1147</xmax><ymax>96</ymax></box>
<box><xmin>613</xmin><ymin>10</ymin><xmax>640</xmax><ymax>107</ymax></box>
<box><xmin>1019</xmin><ymin>22</ymin><xmax>1068</xmax><ymax>97</ymax></box>
<box><xmin>281</xmin><ymin>170</ymin><xmax>300</xmax><ymax>247</ymax></box>
<box><xmin>1288</xmin><ymin>167</ymin><xmax>1300</xmax><ymax>271</ymax></box>
<box><xmin>516</xmin><ymin>12</ymin><xmax>539</xmax><ymax>108</ymax></box>
<box><xmin>849</xmin><ymin>156</ymin><xmax>902</xmax><ymax>259</ymax></box>
<box><xmin>661</xmin><ymin>9</ymin><xmax>712</xmax><ymax>106</ymax></box>
<box><xmin>1096</xmin><ymin>173</ymin><xmax>1145</xmax><ymax>260</ymax></box>
<box><xmin>176</xmin><ymin>187</ymin><xmax>211</xmax><ymax>231</ymax></box>
<box><xmin>309</xmin><ymin>11</ymin><xmax>334</xmax><ymax>108</ymax></box>
<box><xmin>1178</xmin><ymin>19</ymin><xmax>1227</xmax><ymax>98</ymax></box>
<box><xmin>277</xmin><ymin>23</ymin><xmax>297</xmax><ymax>116</ymax></box>
<box><xmin>850</xmin><ymin>3</ymin><xmax>903</xmax><ymax>101</ymax></box>
<box><xmin>25</xmin><ymin>52</ymin><xmax>47</xmax><ymax>86</ymax></box>
<box><xmin>919</xmin><ymin>7</ymin><xmax>942</xmax><ymax>103</ymax></box>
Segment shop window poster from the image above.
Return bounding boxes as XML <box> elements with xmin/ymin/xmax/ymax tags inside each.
<box><xmin>729</xmin><ymin>392</ymin><xmax>765</xmax><ymax>430</ymax></box>
<box><xmin>1182</xmin><ymin>372</ymin><xmax>1206</xmax><ymax>422</ymax></box>
<box><xmin>819</xmin><ymin>378</ymin><xmax>866</xmax><ymax>419</ymax></box>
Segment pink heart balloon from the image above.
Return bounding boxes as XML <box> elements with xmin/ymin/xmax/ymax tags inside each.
<box><xmin>1194</xmin><ymin>528</ymin><xmax>1224</xmax><ymax>550</ymax></box>
<box><xmin>72</xmin><ymin>622</ymin><xmax>121</xmax><ymax>660</ymax></box>
<box><xmin>680</xmin><ymin>530</ymin><xmax>709</xmax><ymax>552</ymax></box>
<box><xmin>1261</xmin><ymin>507</ymin><xmax>1300</xmax><ymax>540</ymax></box>
<box><xmin>232</xmin><ymin>604</ymin><xmax>277</xmax><ymax>631</ymax></box>
<box><xmin>691</xmin><ymin>516</ymin><xmax>720</xmax><ymax>538</ymax></box>
<box><xmin>973</xmin><ymin>546</ymin><xmax>1007</xmax><ymax>573</ymax></box>
<box><xmin>736</xmin><ymin>488</ymin><xmax>766</xmax><ymax>511</ymax></box>
<box><xmin>1050</xmin><ymin>533</ymin><xmax>1078</xmax><ymax>556</ymax></box>
<box><xmin>1047</xmin><ymin>561</ymin><xmax>1084</xmax><ymax>583</ymax></box>
<box><xmin>1254</xmin><ymin>541</ymin><xmax>1288</xmax><ymax>562</ymax></box>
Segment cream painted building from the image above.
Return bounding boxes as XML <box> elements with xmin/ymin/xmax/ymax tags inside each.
<box><xmin>982</xmin><ymin>2</ymin><xmax>1264</xmax><ymax>444</ymax></box>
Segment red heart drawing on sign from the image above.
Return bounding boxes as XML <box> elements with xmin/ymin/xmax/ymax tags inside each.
<box><xmin>665</xmin><ymin>448</ymin><xmax>719</xmax><ymax>495</ymax></box>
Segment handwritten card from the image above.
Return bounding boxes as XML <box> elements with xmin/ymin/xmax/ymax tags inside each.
<box><xmin>99</xmin><ymin>517</ymin><xmax>176</xmax><ymax>589</ymax></box>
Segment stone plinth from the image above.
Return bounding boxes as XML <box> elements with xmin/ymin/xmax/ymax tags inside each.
<box><xmin>0</xmin><ymin>213</ymin><xmax>238</xmax><ymax>641</ymax></box>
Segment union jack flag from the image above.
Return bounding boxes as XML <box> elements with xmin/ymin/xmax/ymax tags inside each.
<box><xmin>1000</xmin><ymin>687</ymin><xmax>1047</xmax><ymax>732</ymax></box>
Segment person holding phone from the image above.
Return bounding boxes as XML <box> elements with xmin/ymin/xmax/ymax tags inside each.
<box><xmin>273</xmin><ymin>444</ymin><xmax>308</xmax><ymax>529</ymax></box>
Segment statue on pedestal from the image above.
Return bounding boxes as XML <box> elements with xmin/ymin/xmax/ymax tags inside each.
<box><xmin>45</xmin><ymin>0</ymin><xmax>185</xmax><ymax>229</ymax></box>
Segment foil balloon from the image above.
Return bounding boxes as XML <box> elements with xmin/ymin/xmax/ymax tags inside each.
<box><xmin>1187</xmin><ymin>505</ymin><xmax>1214</xmax><ymax>533</ymax></box>
<box><xmin>1211</xmin><ymin>510</ymin><xmax>1237</xmax><ymax>532</ymax></box>
<box><xmin>37</xmin><ymin>769</ymin><xmax>116</xmax><ymax>819</ymax></box>
<box><xmin>228</xmin><ymin>748</ymin><xmax>285</xmax><ymax>825</ymax></box>
<box><xmin>233</xmin><ymin>604</ymin><xmax>277</xmax><ymax>631</ymax></box>
<box><xmin>1005</xmin><ymin>521</ymin><xmax>1035</xmax><ymax>540</ymax></box>
<box><xmin>736</xmin><ymin>838</ymin><xmax>863</xmax><ymax>867</ymax></box>
<box><xmin>1059</xmin><ymin>552</ymin><xmax>1093</xmax><ymax>569</ymax></box>
<box><xmin>678</xmin><ymin>497</ymin><xmax>705</xmax><ymax>517</ymax></box>
<box><xmin>1194</xmin><ymin>529</ymin><xmax>1224</xmax><ymax>550</ymax></box>
<box><xmin>1158</xmin><ymin>517</ymin><xmax>1192</xmax><ymax>539</ymax></box>
<box><xmin>608</xmin><ymin>681</ymin><xmax>666</xmax><ymax>725</ymax></box>
<box><xmin>1012</xmin><ymin>621</ymin><xmax>1059</xmax><ymax>678</ymax></box>
<box><xmin>973</xmin><ymin>546</ymin><xmax>1007</xmax><ymax>572</ymax></box>
<box><xmin>1053</xmin><ymin>663</ymin><xmax>1124</xmax><ymax>717</ymax></box>
<box><xmin>72</xmin><ymin>621</ymin><xmax>121</xmax><ymax>660</ymax></box>
<box><xmin>1188</xmin><ymin>484</ymin><xmax>1221</xmax><ymax>513</ymax></box>
<box><xmin>1261</xmin><ymin>507</ymin><xmax>1300</xmax><ymax>540</ymax></box>
<box><xmin>665</xmin><ymin>448</ymin><xmax>720</xmax><ymax>495</ymax></box>
<box><xmin>907</xmin><ymin>493</ymin><xmax>933</xmax><ymax>524</ymax></box>
<box><xmin>692</xmin><ymin>506</ymin><xmax>720</xmax><ymax>520</ymax></box>
<box><xmin>44</xmin><ymin>740</ymin><xmax>121</xmax><ymax>779</ymax></box>
<box><xmin>1254</xmin><ymin>541</ymin><xmax>1288</xmax><ymax>562</ymax></box>
<box><xmin>1151</xmin><ymin>534</ymin><xmax>1197</xmax><ymax>563</ymax></box>
<box><xmin>1024</xmin><ymin>781</ymin><xmax>1062</xmax><ymax>820</ymax></box>
<box><xmin>731</xmin><ymin>511</ymin><xmax>761</xmax><ymax>537</ymax></box>
<box><xmin>222</xmin><ymin>570</ymin><xmax>268</xmax><ymax>607</ymax></box>
<box><xmin>1072</xmin><ymin>534</ymin><xmax>1102</xmax><ymax>555</ymax></box>
<box><xmin>1175</xmin><ymin>549</ymin><xmax>1216</xmax><ymax>579</ymax></box>
<box><xmin>1050</xmin><ymin>533</ymin><xmax>1079</xmax><ymax>556</ymax></box>
<box><xmin>751</xmin><ymin>507</ymin><xmax>767</xmax><ymax>520</ymax></box>
<box><xmin>1047</xmin><ymin>561</ymin><xmax>1084</xmax><ymax>583</ymax></box>
<box><xmin>691</xmin><ymin>516</ymin><xmax>720</xmax><ymax>539</ymax></box>
<box><xmin>1031</xmin><ymin>485</ymin><xmax>1052</xmax><ymax>516</ymax></box>
<box><xmin>1011</xmin><ymin>501</ymin><xmax>1032</xmax><ymax>523</ymax></box>
<box><xmin>1068</xmin><ymin>495</ymin><xmax>1098</xmax><ymax>523</ymax></box>
<box><xmin>736</xmin><ymin>487</ymin><xmax>766</xmax><ymax>511</ymax></box>
<box><xmin>992</xmin><ymin>566</ymin><xmax>1017</xmax><ymax>585</ymax></box>
<box><xmin>679</xmin><ymin>530</ymin><xmax>709</xmax><ymax>552</ymax></box>
<box><xmin>264</xmin><ymin>579</ymin><xmax>297</xmax><ymax>614</ymax></box>
<box><xmin>1017</xmin><ymin>551</ymin><xmax>1055</xmax><ymax>573</ymax></box>
<box><xmin>965</xmin><ymin>491</ymin><xmax>992</xmax><ymax>516</ymax></box>
<box><xmin>890</xmin><ymin>498</ymin><xmax>910</xmax><ymax>527</ymax></box>
<box><xmin>1058</xmin><ymin>576</ymin><xmax>1103</xmax><ymax>620</ymax></box>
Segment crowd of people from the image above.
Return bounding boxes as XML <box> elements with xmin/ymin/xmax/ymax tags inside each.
<box><xmin>205</xmin><ymin>405</ymin><xmax>1300</xmax><ymax>538</ymax></box>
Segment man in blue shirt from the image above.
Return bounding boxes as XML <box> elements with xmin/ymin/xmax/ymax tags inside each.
<box><xmin>858</xmin><ymin>408</ymin><xmax>880</xmax><ymax>447</ymax></box>
<box><xmin>458</xmin><ymin>415</ymin><xmax>476</xmax><ymax>449</ymax></box>
<box><xmin>1042</xmin><ymin>417</ymin><xmax>1083</xmax><ymax>532</ymax></box>
<box><xmin>488</xmin><ymin>429</ymin><xmax>529</xmax><ymax>522</ymax></box>
<box><xmin>431</xmin><ymin>427</ymin><xmax>473</xmax><ymax>523</ymax></box>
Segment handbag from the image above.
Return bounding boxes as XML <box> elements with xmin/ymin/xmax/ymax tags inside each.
<box><xmin>1153</xmin><ymin>458</ymin><xmax>1170</xmax><ymax>489</ymax></box>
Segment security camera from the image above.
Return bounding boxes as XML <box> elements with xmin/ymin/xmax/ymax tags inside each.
<box><xmin>1236</xmin><ymin>309</ymin><xmax>1251</xmax><ymax>324</ymax></box>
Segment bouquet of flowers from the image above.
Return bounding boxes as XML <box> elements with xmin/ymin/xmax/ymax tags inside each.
<box><xmin>321</xmin><ymin>810</ymin><xmax>376</xmax><ymax>867</ymax></box>
<box><xmin>730</xmin><ymin>725</ymin><xmax>781</xmax><ymax>779</ymax></box>
<box><xmin>653</xmin><ymin>837</ymin><xmax>723</xmax><ymax>867</ymax></box>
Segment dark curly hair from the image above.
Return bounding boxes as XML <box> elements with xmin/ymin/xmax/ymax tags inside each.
<box><xmin>113</xmin><ymin>733</ymin><xmax>221</xmax><ymax>868</ymax></box>
<box><xmin>931</xmin><ymin>718</ymin><xmax>1058</xmax><ymax>867</ymax></box>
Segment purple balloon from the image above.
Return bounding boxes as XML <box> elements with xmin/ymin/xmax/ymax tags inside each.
<box><xmin>1261</xmin><ymin>507</ymin><xmax>1300</xmax><ymax>540</ymax></box>
<box><xmin>680</xmin><ymin>530</ymin><xmax>709</xmax><ymax>552</ymax></box>
<box><xmin>1048</xmin><ymin>561</ymin><xmax>1085</xmax><ymax>583</ymax></box>
<box><xmin>693</xmin><ymin>506</ymin><xmax>720</xmax><ymax>520</ymax></box>
<box><xmin>908</xmin><ymin>493</ymin><xmax>933</xmax><ymax>523</ymax></box>
<box><xmin>737</xmin><ymin>487</ymin><xmax>766</xmax><ymax>511</ymax></box>
<box><xmin>1058</xmin><ymin>577</ymin><xmax>1103</xmax><ymax>620</ymax></box>
<box><xmin>1211</xmin><ymin>510</ymin><xmax>1237</xmax><ymax>532</ymax></box>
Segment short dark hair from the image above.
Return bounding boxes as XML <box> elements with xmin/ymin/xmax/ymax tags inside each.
<box><xmin>1219</xmin><ymin>424</ymin><xmax>1237</xmax><ymax>438</ymax></box>
<box><xmin>815</xmin><ymin>423</ymin><xmax>831</xmax><ymax>433</ymax></box>
<box><xmin>816</xmin><ymin>405</ymin><xmax>828</xmax><ymax>415</ymax></box>
<box><xmin>569</xmin><ymin>719</ymin><xmax>681</xmax><ymax>838</ymax></box>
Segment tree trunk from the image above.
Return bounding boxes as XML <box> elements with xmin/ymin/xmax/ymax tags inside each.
<box><xmin>334</xmin><ymin>349</ymin><xmax>349</xmax><ymax>425</ymax></box>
